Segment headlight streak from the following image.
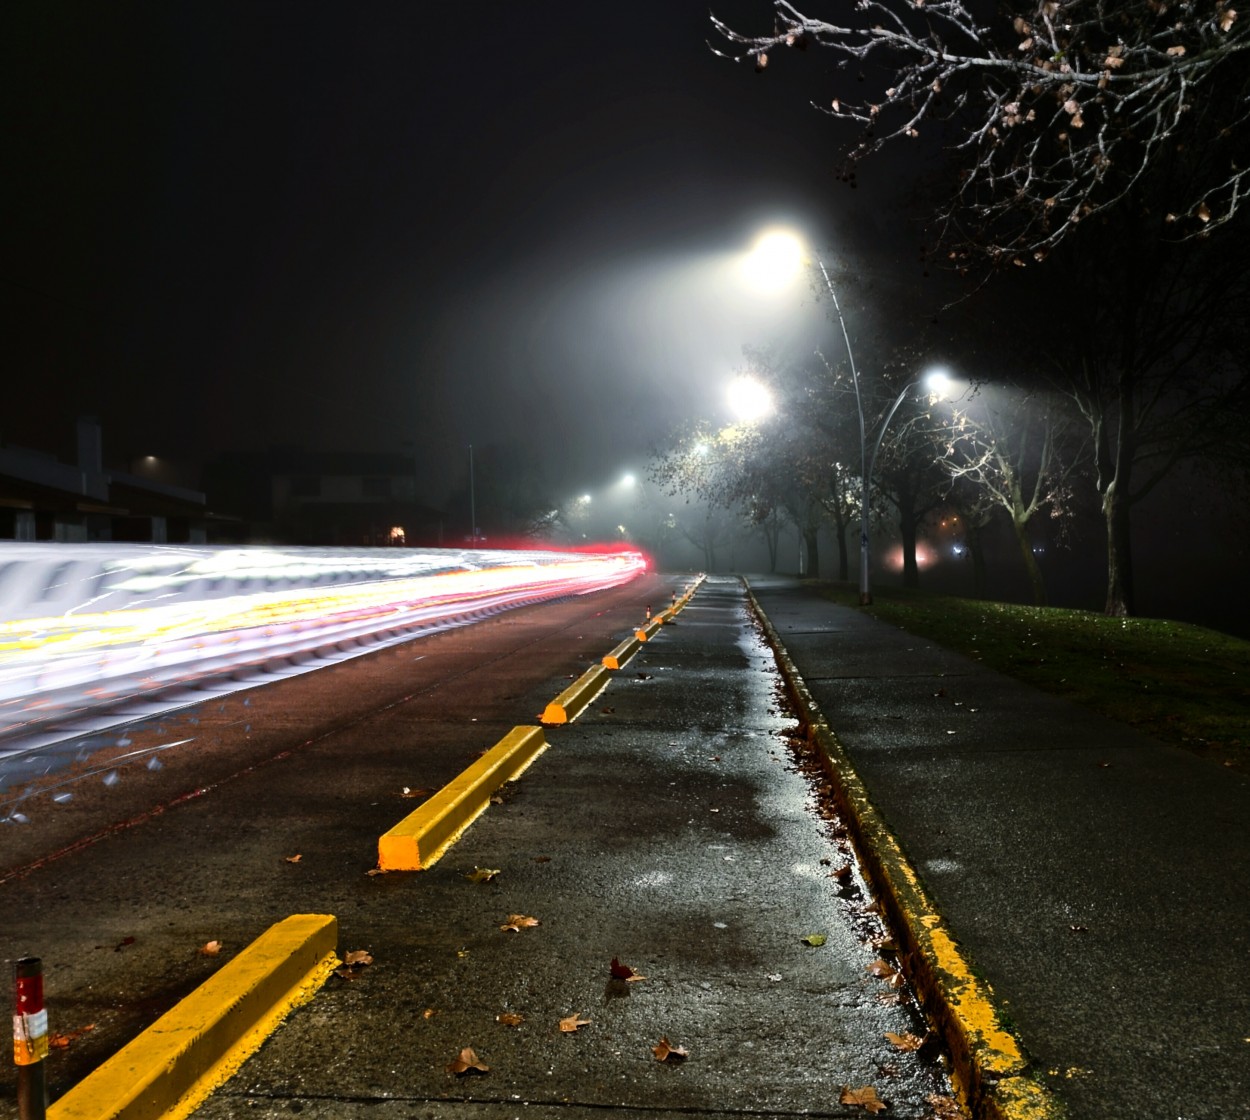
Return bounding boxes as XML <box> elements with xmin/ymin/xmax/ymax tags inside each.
<box><xmin>0</xmin><ymin>545</ymin><xmax>646</xmax><ymax>750</ymax></box>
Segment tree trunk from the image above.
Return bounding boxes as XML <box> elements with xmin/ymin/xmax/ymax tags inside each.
<box><xmin>804</xmin><ymin>527</ymin><xmax>820</xmax><ymax>579</ymax></box>
<box><xmin>1103</xmin><ymin>480</ymin><xmax>1134</xmax><ymax>616</ymax></box>
<box><xmin>1011</xmin><ymin>516</ymin><xmax>1047</xmax><ymax>606</ymax></box>
<box><xmin>964</xmin><ymin>521</ymin><xmax>989</xmax><ymax>600</ymax></box>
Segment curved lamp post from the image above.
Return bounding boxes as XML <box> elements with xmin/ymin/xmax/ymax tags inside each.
<box><xmin>743</xmin><ymin>229</ymin><xmax>949</xmax><ymax>604</ymax></box>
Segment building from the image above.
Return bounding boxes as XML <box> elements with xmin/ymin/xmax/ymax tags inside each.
<box><xmin>202</xmin><ymin>448</ymin><xmax>445</xmax><ymax>546</ymax></box>
<box><xmin>0</xmin><ymin>417</ymin><xmax>210</xmax><ymax>543</ymax></box>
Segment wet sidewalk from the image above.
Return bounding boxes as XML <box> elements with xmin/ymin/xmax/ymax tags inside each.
<box><xmin>190</xmin><ymin>575</ymin><xmax>958</xmax><ymax>1118</ymax></box>
<box><xmin>747</xmin><ymin>575</ymin><xmax>1250</xmax><ymax>1120</ymax></box>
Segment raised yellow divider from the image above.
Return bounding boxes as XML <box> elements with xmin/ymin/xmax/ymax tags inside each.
<box><xmin>540</xmin><ymin>663</ymin><xmax>609</xmax><ymax>725</ymax></box>
<box><xmin>50</xmin><ymin>914</ymin><xmax>337</xmax><ymax>1120</ymax></box>
<box><xmin>378</xmin><ymin>725</ymin><xmax>548</xmax><ymax>870</ymax></box>
<box><xmin>602</xmin><ymin>634</ymin><xmax>640</xmax><ymax>670</ymax></box>
<box><xmin>633</xmin><ymin>618</ymin><xmax>663</xmax><ymax>643</ymax></box>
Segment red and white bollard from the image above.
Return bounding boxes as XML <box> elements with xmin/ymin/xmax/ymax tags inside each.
<box><xmin>14</xmin><ymin>957</ymin><xmax>48</xmax><ymax>1120</ymax></box>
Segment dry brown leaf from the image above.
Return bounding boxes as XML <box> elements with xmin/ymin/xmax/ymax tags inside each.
<box><xmin>466</xmin><ymin>867</ymin><xmax>500</xmax><ymax>883</ymax></box>
<box><xmin>1220</xmin><ymin>8</ymin><xmax>1238</xmax><ymax>32</ymax></box>
<box><xmin>496</xmin><ymin>1011</ymin><xmax>524</xmax><ymax>1027</ymax></box>
<box><xmin>447</xmin><ymin>1046</ymin><xmax>489</xmax><ymax>1075</ymax></box>
<box><xmin>1167</xmin><ymin>44</ymin><xmax>1187</xmax><ymax>56</ymax></box>
<box><xmin>885</xmin><ymin>1030</ymin><xmax>925</xmax><ymax>1051</ymax></box>
<box><xmin>401</xmin><ymin>786</ymin><xmax>432</xmax><ymax>799</ymax></box>
<box><xmin>500</xmin><ymin>914</ymin><xmax>540</xmax><ymax>932</ymax></box>
<box><xmin>840</xmin><ymin>1085</ymin><xmax>887</xmax><ymax>1113</ymax></box>
<box><xmin>199</xmin><ymin>940</ymin><xmax>223</xmax><ymax>957</ymax></box>
<box><xmin>559</xmin><ymin>1012</ymin><xmax>591</xmax><ymax>1033</ymax></box>
<box><xmin>866</xmin><ymin>958</ymin><xmax>897</xmax><ymax>980</ymax></box>
<box><xmin>927</xmin><ymin>1094</ymin><xmax>963</xmax><ymax>1119</ymax></box>
<box><xmin>652</xmin><ymin>1036</ymin><xmax>688</xmax><ymax>1062</ymax></box>
<box><xmin>422</xmin><ymin>1008</ymin><xmax>437</xmax><ymax>1020</ymax></box>
<box><xmin>335</xmin><ymin>949</ymin><xmax>374</xmax><ymax>978</ymax></box>
<box><xmin>47</xmin><ymin>1024</ymin><xmax>95</xmax><ymax>1050</ymax></box>
<box><xmin>610</xmin><ymin>957</ymin><xmax>645</xmax><ymax>981</ymax></box>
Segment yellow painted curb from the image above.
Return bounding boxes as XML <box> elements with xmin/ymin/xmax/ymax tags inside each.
<box><xmin>540</xmin><ymin>664</ymin><xmax>610</xmax><ymax>725</ymax></box>
<box><xmin>378</xmin><ymin>725</ymin><xmax>548</xmax><ymax>870</ymax></box>
<box><xmin>744</xmin><ymin>584</ymin><xmax>1064</xmax><ymax>1120</ymax></box>
<box><xmin>602</xmin><ymin>635</ymin><xmax>641</xmax><ymax>670</ymax></box>
<box><xmin>50</xmin><ymin>914</ymin><xmax>338</xmax><ymax>1120</ymax></box>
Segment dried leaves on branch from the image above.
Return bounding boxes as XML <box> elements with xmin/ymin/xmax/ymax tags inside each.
<box><xmin>713</xmin><ymin>1</ymin><xmax>1249</xmax><ymax>260</ymax></box>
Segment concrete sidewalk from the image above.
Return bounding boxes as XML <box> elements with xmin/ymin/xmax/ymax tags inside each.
<box><xmin>747</xmin><ymin>575</ymin><xmax>1250</xmax><ymax>1120</ymax></box>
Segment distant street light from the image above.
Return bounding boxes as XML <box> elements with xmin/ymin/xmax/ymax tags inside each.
<box><xmin>742</xmin><ymin>228</ymin><xmax>951</xmax><ymax>603</ymax></box>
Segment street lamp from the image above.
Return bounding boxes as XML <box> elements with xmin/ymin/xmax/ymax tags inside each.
<box><xmin>742</xmin><ymin>228</ymin><xmax>950</xmax><ymax>603</ymax></box>
<box><xmin>727</xmin><ymin>375</ymin><xmax>774</xmax><ymax>422</ymax></box>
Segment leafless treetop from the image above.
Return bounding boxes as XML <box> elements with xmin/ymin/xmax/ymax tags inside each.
<box><xmin>713</xmin><ymin>1</ymin><xmax>1248</xmax><ymax>261</ymax></box>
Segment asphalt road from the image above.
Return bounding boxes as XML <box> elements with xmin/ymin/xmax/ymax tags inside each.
<box><xmin>1</xmin><ymin>574</ymin><xmax>956</xmax><ymax>1118</ymax></box>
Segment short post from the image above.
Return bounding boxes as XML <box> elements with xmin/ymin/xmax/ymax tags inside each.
<box><xmin>14</xmin><ymin>957</ymin><xmax>48</xmax><ymax>1120</ymax></box>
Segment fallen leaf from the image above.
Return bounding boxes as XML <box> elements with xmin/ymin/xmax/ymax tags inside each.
<box><xmin>884</xmin><ymin>1030</ymin><xmax>925</xmax><ymax>1051</ymax></box>
<box><xmin>489</xmin><ymin>794</ymin><xmax>504</xmax><ymax>804</ymax></box>
<box><xmin>500</xmin><ymin>914</ymin><xmax>540</xmax><ymax>932</ymax></box>
<box><xmin>533</xmin><ymin>855</ymin><xmax>552</xmax><ymax>863</ymax></box>
<box><xmin>47</xmin><ymin>1024</ymin><xmax>95</xmax><ymax>1050</ymax></box>
<box><xmin>496</xmin><ymin>1012</ymin><xmax>524</xmax><ymax>1027</ymax></box>
<box><xmin>366</xmin><ymin>867</ymin><xmax>387</xmax><ymax>876</ymax></box>
<box><xmin>335</xmin><ymin>949</ymin><xmax>374</xmax><ymax>978</ymax></box>
<box><xmin>199</xmin><ymin>940</ymin><xmax>223</xmax><ymax>957</ymax></box>
<box><xmin>609</xmin><ymin>957</ymin><xmax>646</xmax><ymax>981</ymax></box>
<box><xmin>284</xmin><ymin>854</ymin><xmax>302</xmax><ymax>863</ymax></box>
<box><xmin>114</xmin><ymin>936</ymin><xmax>136</xmax><ymax>952</ymax></box>
<box><xmin>447</xmin><ymin>1046</ymin><xmax>489</xmax><ymax>1075</ymax></box>
<box><xmin>800</xmin><ymin>933</ymin><xmax>827</xmax><ymax>947</ymax></box>
<box><xmin>830</xmin><ymin>864</ymin><xmax>853</xmax><ymax>881</ymax></box>
<box><xmin>559</xmin><ymin>1012</ymin><xmax>591</xmax><ymax>1033</ymax></box>
<box><xmin>652</xmin><ymin>1036</ymin><xmax>688</xmax><ymax>1062</ymax></box>
<box><xmin>422</xmin><ymin>1008</ymin><xmax>437</xmax><ymax>1019</ymax></box>
<box><xmin>867</xmin><ymin>959</ymin><xmax>897</xmax><ymax>980</ymax></box>
<box><xmin>840</xmin><ymin>1085</ymin><xmax>887</xmax><ymax>1113</ymax></box>
<box><xmin>466</xmin><ymin>867</ymin><xmax>501</xmax><ymax>883</ymax></box>
<box><xmin>401</xmin><ymin>787</ymin><xmax>432</xmax><ymax>798</ymax></box>
<box><xmin>927</xmin><ymin>1093</ymin><xmax>962</xmax><ymax>1118</ymax></box>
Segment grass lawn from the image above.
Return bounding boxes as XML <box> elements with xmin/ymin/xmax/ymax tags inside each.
<box><xmin>810</xmin><ymin>582</ymin><xmax>1249</xmax><ymax>772</ymax></box>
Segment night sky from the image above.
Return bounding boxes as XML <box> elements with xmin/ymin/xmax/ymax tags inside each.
<box><xmin>10</xmin><ymin>2</ymin><xmax>932</xmax><ymax>504</ymax></box>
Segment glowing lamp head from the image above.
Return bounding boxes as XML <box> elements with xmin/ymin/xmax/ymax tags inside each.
<box><xmin>925</xmin><ymin>368</ymin><xmax>953</xmax><ymax>399</ymax></box>
<box><xmin>728</xmin><ymin>376</ymin><xmax>774</xmax><ymax>422</ymax></box>
<box><xmin>742</xmin><ymin>229</ymin><xmax>806</xmax><ymax>292</ymax></box>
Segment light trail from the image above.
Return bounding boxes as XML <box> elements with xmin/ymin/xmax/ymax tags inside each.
<box><xmin>0</xmin><ymin>544</ymin><xmax>646</xmax><ymax>754</ymax></box>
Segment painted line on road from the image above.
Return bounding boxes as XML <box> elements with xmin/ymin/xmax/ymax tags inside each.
<box><xmin>745</xmin><ymin>583</ymin><xmax>1062</xmax><ymax>1120</ymax></box>
<box><xmin>378</xmin><ymin>725</ymin><xmax>548</xmax><ymax>871</ymax></box>
<box><xmin>49</xmin><ymin>914</ymin><xmax>338</xmax><ymax>1120</ymax></box>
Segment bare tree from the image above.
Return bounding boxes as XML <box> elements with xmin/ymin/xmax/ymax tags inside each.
<box><xmin>932</xmin><ymin>387</ymin><xmax>1088</xmax><ymax>604</ymax></box>
<box><xmin>713</xmin><ymin>1</ymin><xmax>1249</xmax><ymax>260</ymax></box>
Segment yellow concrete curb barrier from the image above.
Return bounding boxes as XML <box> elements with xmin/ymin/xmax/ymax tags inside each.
<box><xmin>540</xmin><ymin>664</ymin><xmax>610</xmax><ymax>725</ymax></box>
<box><xmin>745</xmin><ymin>585</ymin><xmax>1064</xmax><ymax>1120</ymax></box>
<box><xmin>633</xmin><ymin>618</ymin><xmax>663</xmax><ymax>643</ymax></box>
<box><xmin>378</xmin><ymin>725</ymin><xmax>548</xmax><ymax>870</ymax></box>
<box><xmin>50</xmin><ymin>914</ymin><xmax>338</xmax><ymax>1120</ymax></box>
<box><xmin>602</xmin><ymin>635</ymin><xmax>641</xmax><ymax>670</ymax></box>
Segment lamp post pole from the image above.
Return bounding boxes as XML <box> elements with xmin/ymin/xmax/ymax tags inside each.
<box><xmin>814</xmin><ymin>258</ymin><xmax>874</xmax><ymax>604</ymax></box>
